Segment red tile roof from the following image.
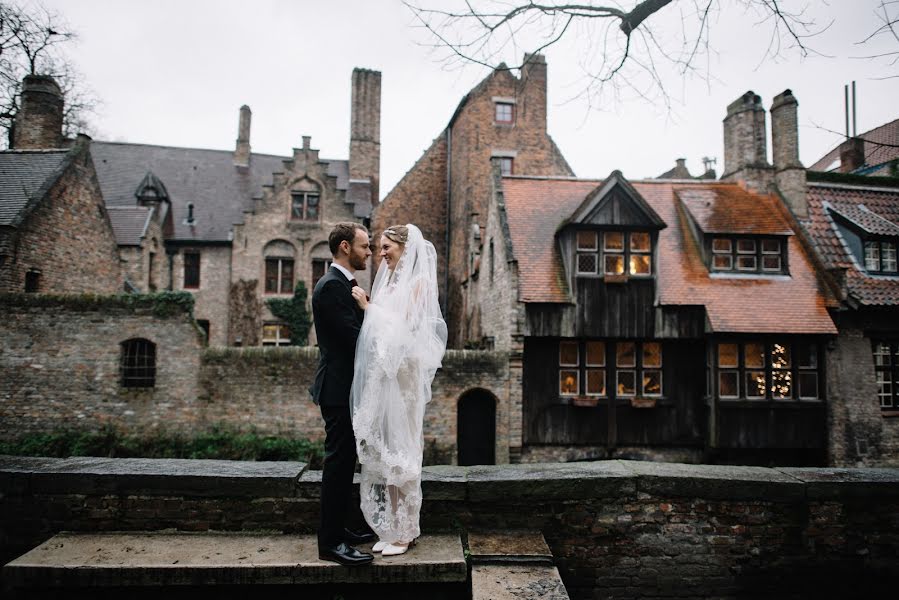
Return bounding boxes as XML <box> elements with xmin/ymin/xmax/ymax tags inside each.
<box><xmin>501</xmin><ymin>176</ymin><xmax>837</xmax><ymax>334</ymax></box>
<box><xmin>810</xmin><ymin>118</ymin><xmax>899</xmax><ymax>172</ymax></box>
<box><xmin>678</xmin><ymin>187</ymin><xmax>794</xmax><ymax>235</ymax></box>
<box><xmin>804</xmin><ymin>182</ymin><xmax>899</xmax><ymax>306</ymax></box>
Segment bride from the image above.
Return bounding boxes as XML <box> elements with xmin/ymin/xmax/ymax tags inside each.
<box><xmin>349</xmin><ymin>223</ymin><xmax>447</xmax><ymax>557</ymax></box>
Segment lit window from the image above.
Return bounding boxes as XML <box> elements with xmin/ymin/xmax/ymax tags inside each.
<box><xmin>495</xmin><ymin>102</ymin><xmax>514</xmax><ymax>124</ymax></box>
<box><xmin>291</xmin><ymin>192</ymin><xmax>320</xmax><ymax>221</ymax></box>
<box><xmin>265</xmin><ymin>258</ymin><xmax>295</xmax><ymax>294</ymax></box>
<box><xmin>559</xmin><ymin>341</ymin><xmax>579</xmax><ymax>395</ymax></box>
<box><xmin>558</xmin><ymin>340</ymin><xmax>661</xmax><ymax>399</ymax></box>
<box><xmin>120</xmin><ymin>338</ymin><xmax>156</xmax><ymax>388</ymax></box>
<box><xmin>575</xmin><ymin>230</ymin><xmax>653</xmax><ymax>278</ymax></box>
<box><xmin>262</xmin><ymin>323</ymin><xmax>291</xmax><ymax>347</ymax></box>
<box><xmin>604</xmin><ymin>232</ymin><xmax>625</xmax><ymax>275</ymax></box>
<box><xmin>716</xmin><ymin>340</ymin><xmax>819</xmax><ymax>401</ymax></box>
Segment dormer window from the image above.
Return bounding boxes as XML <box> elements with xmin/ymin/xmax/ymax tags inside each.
<box><xmin>576</xmin><ymin>230</ymin><xmax>653</xmax><ymax>277</ymax></box>
<box><xmin>711</xmin><ymin>236</ymin><xmax>786</xmax><ymax>274</ymax></box>
<box><xmin>864</xmin><ymin>240</ymin><xmax>898</xmax><ymax>273</ymax></box>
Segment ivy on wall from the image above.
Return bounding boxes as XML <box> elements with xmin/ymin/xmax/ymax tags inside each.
<box><xmin>266</xmin><ymin>281</ymin><xmax>312</xmax><ymax>346</ymax></box>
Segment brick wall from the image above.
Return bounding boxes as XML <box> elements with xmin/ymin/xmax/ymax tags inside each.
<box><xmin>375</xmin><ymin>56</ymin><xmax>573</xmax><ymax>347</ymax></box>
<box><xmin>372</xmin><ymin>135</ymin><xmax>448</xmax><ymax>299</ymax></box>
<box><xmin>2</xmin><ymin>458</ymin><xmax>897</xmax><ymax>598</ymax></box>
<box><xmin>173</xmin><ymin>246</ymin><xmax>232</xmax><ymax>346</ymax></box>
<box><xmin>0</xmin><ymin>294</ymin><xmax>203</xmax><ymax>439</ymax></box>
<box><xmin>0</xmin><ymin>296</ymin><xmax>510</xmax><ymax>463</ymax></box>
<box><xmin>0</xmin><ymin>141</ymin><xmax>122</xmax><ymax>294</ymax></box>
<box><xmin>827</xmin><ymin>319</ymin><xmax>899</xmax><ymax>467</ymax></box>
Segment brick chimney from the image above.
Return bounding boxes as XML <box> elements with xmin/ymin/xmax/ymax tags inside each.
<box><xmin>349</xmin><ymin>68</ymin><xmax>381</xmax><ymax>203</ymax></box>
<box><xmin>233</xmin><ymin>105</ymin><xmax>251</xmax><ymax>168</ymax></box>
<box><xmin>12</xmin><ymin>75</ymin><xmax>64</xmax><ymax>149</ymax></box>
<box><xmin>770</xmin><ymin>89</ymin><xmax>807</xmax><ymax>217</ymax></box>
<box><xmin>520</xmin><ymin>53</ymin><xmax>547</xmax><ymax>133</ymax></box>
<box><xmin>839</xmin><ymin>137</ymin><xmax>865</xmax><ymax>173</ymax></box>
<box><xmin>722</xmin><ymin>91</ymin><xmax>773</xmax><ymax>191</ymax></box>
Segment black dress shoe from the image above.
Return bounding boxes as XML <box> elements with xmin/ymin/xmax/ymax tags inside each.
<box><xmin>344</xmin><ymin>527</ymin><xmax>377</xmax><ymax>545</ymax></box>
<box><xmin>318</xmin><ymin>542</ymin><xmax>374</xmax><ymax>566</ymax></box>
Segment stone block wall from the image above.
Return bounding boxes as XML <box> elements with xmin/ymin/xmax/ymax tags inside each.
<box><xmin>0</xmin><ymin>294</ymin><xmax>203</xmax><ymax>440</ymax></box>
<box><xmin>2</xmin><ymin>457</ymin><xmax>897</xmax><ymax>598</ymax></box>
<box><xmin>0</xmin><ymin>141</ymin><xmax>121</xmax><ymax>295</ymax></box>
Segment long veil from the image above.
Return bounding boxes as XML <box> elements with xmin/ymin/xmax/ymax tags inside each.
<box><xmin>350</xmin><ymin>224</ymin><xmax>447</xmax><ymax>543</ymax></box>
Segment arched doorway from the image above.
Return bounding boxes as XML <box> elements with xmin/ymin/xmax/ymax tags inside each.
<box><xmin>457</xmin><ymin>388</ymin><xmax>497</xmax><ymax>466</ymax></box>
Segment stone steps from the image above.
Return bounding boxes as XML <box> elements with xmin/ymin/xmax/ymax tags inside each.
<box><xmin>3</xmin><ymin>531</ymin><xmax>466</xmax><ymax>593</ymax></box>
<box><xmin>468</xmin><ymin>531</ymin><xmax>569</xmax><ymax>600</ymax></box>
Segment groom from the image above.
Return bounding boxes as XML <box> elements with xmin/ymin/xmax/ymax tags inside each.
<box><xmin>311</xmin><ymin>222</ymin><xmax>375</xmax><ymax>566</ymax></box>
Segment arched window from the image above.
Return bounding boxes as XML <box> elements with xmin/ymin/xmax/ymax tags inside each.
<box><xmin>264</xmin><ymin>239</ymin><xmax>296</xmax><ymax>294</ymax></box>
<box><xmin>290</xmin><ymin>178</ymin><xmax>320</xmax><ymax>221</ymax></box>
<box><xmin>120</xmin><ymin>338</ymin><xmax>156</xmax><ymax>388</ymax></box>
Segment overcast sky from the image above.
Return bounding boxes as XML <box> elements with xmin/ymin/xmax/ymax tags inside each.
<box><xmin>42</xmin><ymin>0</ymin><xmax>899</xmax><ymax>197</ymax></box>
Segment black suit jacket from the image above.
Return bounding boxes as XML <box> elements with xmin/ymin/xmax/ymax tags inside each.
<box><xmin>310</xmin><ymin>266</ymin><xmax>364</xmax><ymax>406</ymax></box>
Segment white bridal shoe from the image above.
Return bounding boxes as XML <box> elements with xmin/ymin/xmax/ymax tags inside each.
<box><xmin>381</xmin><ymin>540</ymin><xmax>415</xmax><ymax>556</ymax></box>
<box><xmin>372</xmin><ymin>541</ymin><xmax>387</xmax><ymax>553</ymax></box>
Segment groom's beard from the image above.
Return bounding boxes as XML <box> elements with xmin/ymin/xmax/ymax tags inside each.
<box><xmin>349</xmin><ymin>252</ymin><xmax>368</xmax><ymax>271</ymax></box>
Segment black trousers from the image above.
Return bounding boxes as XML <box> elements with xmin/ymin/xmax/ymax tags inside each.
<box><xmin>318</xmin><ymin>403</ymin><xmax>358</xmax><ymax>549</ymax></box>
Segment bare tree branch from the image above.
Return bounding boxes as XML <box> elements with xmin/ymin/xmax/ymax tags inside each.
<box><xmin>404</xmin><ymin>0</ymin><xmax>825</xmax><ymax>109</ymax></box>
<box><xmin>0</xmin><ymin>1</ymin><xmax>98</xmax><ymax>147</ymax></box>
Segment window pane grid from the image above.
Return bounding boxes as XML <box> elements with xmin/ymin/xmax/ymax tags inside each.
<box><xmin>716</xmin><ymin>340</ymin><xmax>818</xmax><ymax>401</ymax></box>
<box><xmin>121</xmin><ymin>338</ymin><xmax>156</xmax><ymax>388</ymax></box>
<box><xmin>874</xmin><ymin>340</ymin><xmax>898</xmax><ymax>410</ymax></box>
<box><xmin>558</xmin><ymin>340</ymin><xmax>663</xmax><ymax>400</ymax></box>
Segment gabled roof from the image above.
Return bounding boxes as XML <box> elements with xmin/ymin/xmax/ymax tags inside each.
<box><xmin>564</xmin><ymin>170</ymin><xmax>666</xmax><ymax>229</ymax></box>
<box><xmin>500</xmin><ymin>176</ymin><xmax>836</xmax><ymax>334</ymax></box>
<box><xmin>107</xmin><ymin>206</ymin><xmax>152</xmax><ymax>246</ymax></box>
<box><xmin>804</xmin><ymin>182</ymin><xmax>899</xmax><ymax>306</ymax></box>
<box><xmin>0</xmin><ymin>149</ymin><xmax>70</xmax><ymax>227</ymax></box>
<box><xmin>91</xmin><ymin>141</ymin><xmax>354</xmax><ymax>243</ymax></box>
<box><xmin>678</xmin><ymin>187</ymin><xmax>794</xmax><ymax>236</ymax></box>
<box><xmin>810</xmin><ymin>118</ymin><xmax>899</xmax><ymax>173</ymax></box>
<box><xmin>827</xmin><ymin>202</ymin><xmax>899</xmax><ymax>237</ymax></box>
<box><xmin>135</xmin><ymin>170</ymin><xmax>169</xmax><ymax>201</ymax></box>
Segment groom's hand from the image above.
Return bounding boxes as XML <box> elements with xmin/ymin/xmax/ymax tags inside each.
<box><xmin>351</xmin><ymin>285</ymin><xmax>369</xmax><ymax>310</ymax></box>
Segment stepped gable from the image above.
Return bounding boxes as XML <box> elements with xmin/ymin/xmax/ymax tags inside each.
<box><xmin>0</xmin><ymin>150</ymin><xmax>69</xmax><ymax>226</ymax></box>
<box><xmin>91</xmin><ymin>141</ymin><xmax>352</xmax><ymax>243</ymax></box>
<box><xmin>499</xmin><ymin>176</ymin><xmax>836</xmax><ymax>333</ymax></box>
<box><xmin>804</xmin><ymin>182</ymin><xmax>899</xmax><ymax>306</ymax></box>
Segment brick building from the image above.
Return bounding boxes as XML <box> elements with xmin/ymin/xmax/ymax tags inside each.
<box><xmin>458</xmin><ymin>86</ymin><xmax>898</xmax><ymax>466</ymax></box>
<box><xmin>373</xmin><ymin>54</ymin><xmax>573</xmax><ymax>347</ymax></box>
<box><xmin>3</xmin><ymin>69</ymin><xmax>380</xmax><ymax>347</ymax></box>
<box><xmin>0</xmin><ymin>80</ymin><xmax>122</xmax><ymax>296</ymax></box>
<box><xmin>810</xmin><ymin>117</ymin><xmax>899</xmax><ymax>177</ymax></box>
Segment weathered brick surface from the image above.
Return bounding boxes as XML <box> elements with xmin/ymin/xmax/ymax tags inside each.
<box><xmin>0</xmin><ymin>297</ymin><xmax>203</xmax><ymax>438</ymax></box>
<box><xmin>827</xmin><ymin>320</ymin><xmax>899</xmax><ymax>467</ymax></box>
<box><xmin>2</xmin><ymin>458</ymin><xmax>897</xmax><ymax>598</ymax></box>
<box><xmin>0</xmin><ymin>141</ymin><xmax>122</xmax><ymax>294</ymax></box>
<box><xmin>173</xmin><ymin>246</ymin><xmax>232</xmax><ymax>346</ymax></box>
<box><xmin>375</xmin><ymin>56</ymin><xmax>573</xmax><ymax>347</ymax></box>
<box><xmin>0</xmin><ymin>297</ymin><xmax>510</xmax><ymax>463</ymax></box>
<box><xmin>371</xmin><ymin>135</ymin><xmax>447</xmax><ymax>289</ymax></box>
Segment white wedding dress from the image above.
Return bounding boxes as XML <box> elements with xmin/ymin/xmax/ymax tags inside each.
<box><xmin>351</xmin><ymin>224</ymin><xmax>447</xmax><ymax>544</ymax></box>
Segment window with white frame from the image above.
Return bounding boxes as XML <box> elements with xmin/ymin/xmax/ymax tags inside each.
<box><xmin>864</xmin><ymin>240</ymin><xmax>898</xmax><ymax>274</ymax></box>
<box><xmin>262</xmin><ymin>323</ymin><xmax>291</xmax><ymax>347</ymax></box>
<box><xmin>712</xmin><ymin>236</ymin><xmax>786</xmax><ymax>274</ymax></box>
<box><xmin>558</xmin><ymin>340</ymin><xmax>660</xmax><ymax>398</ymax></box>
<box><xmin>874</xmin><ymin>340</ymin><xmax>899</xmax><ymax>411</ymax></box>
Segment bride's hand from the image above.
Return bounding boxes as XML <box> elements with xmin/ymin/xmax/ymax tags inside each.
<box><xmin>351</xmin><ymin>285</ymin><xmax>369</xmax><ymax>310</ymax></box>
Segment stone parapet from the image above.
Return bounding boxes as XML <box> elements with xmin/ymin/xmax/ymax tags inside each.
<box><xmin>2</xmin><ymin>457</ymin><xmax>898</xmax><ymax>597</ymax></box>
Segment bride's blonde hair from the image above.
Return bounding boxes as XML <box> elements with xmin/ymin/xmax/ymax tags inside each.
<box><xmin>382</xmin><ymin>224</ymin><xmax>409</xmax><ymax>245</ymax></box>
